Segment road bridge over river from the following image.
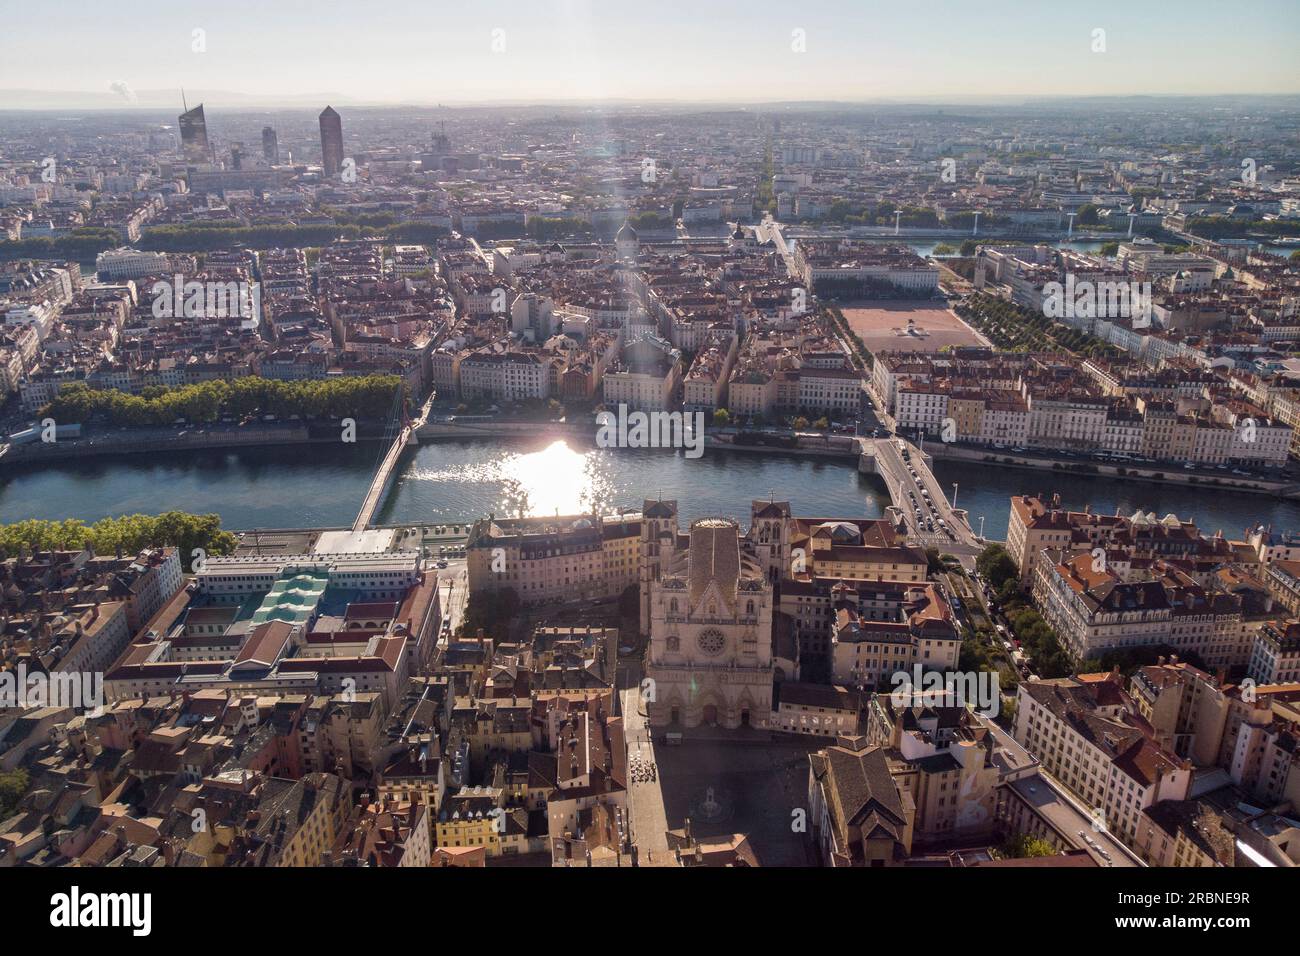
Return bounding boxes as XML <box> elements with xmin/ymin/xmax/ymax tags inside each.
<box><xmin>857</xmin><ymin>436</ymin><xmax>984</xmax><ymax>565</ymax></box>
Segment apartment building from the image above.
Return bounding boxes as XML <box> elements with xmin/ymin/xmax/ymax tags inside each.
<box><xmin>683</xmin><ymin>335</ymin><xmax>737</xmax><ymax>412</ymax></box>
<box><xmin>602</xmin><ymin>333</ymin><xmax>682</xmax><ymax>411</ymax></box>
<box><xmin>793</xmin><ymin>240</ymin><xmax>939</xmax><ymax>296</ymax></box>
<box><xmin>94</xmin><ymin>247</ymin><xmax>172</xmax><ymax>281</ymax></box>
<box><xmin>789</xmin><ymin>517</ymin><xmax>928</xmax><ymax>584</ymax></box>
<box><xmin>1007</xmin><ymin>493</ymin><xmax>1216</xmax><ymax>586</ymax></box>
<box><xmin>1131</xmin><ymin>797</ymin><xmax>1235</xmax><ymax>867</ymax></box>
<box><xmin>1031</xmin><ymin>550</ymin><xmax>1246</xmax><ymax>666</ymax></box>
<box><xmin>1247</xmin><ymin>619</ymin><xmax>1300</xmax><ymax>685</ymax></box>
<box><xmin>779</xmin><ymin>579</ymin><xmax>955</xmax><ymax>677</ymax></box>
<box><xmin>771</xmin><ymin>682</ymin><xmax>862</xmax><ymax>736</ymax></box>
<box><xmin>797</xmin><ymin>366</ymin><xmax>863</xmax><ymax>416</ymax></box>
<box><xmin>342</xmin><ymin>795</ymin><xmax>431</xmax><ymax>867</ymax></box>
<box><xmin>466</xmin><ymin>512</ymin><xmax>641</xmax><ymax>607</ymax></box>
<box><xmin>460</xmin><ymin>350</ymin><xmax>549</xmax><ymax>401</ymax></box>
<box><xmin>1013</xmin><ymin>673</ymin><xmax>1193</xmax><ymax>847</ymax></box>
<box><xmin>1264</xmin><ymin>559</ymin><xmax>1300</xmax><ymax>615</ymax></box>
<box><xmin>435</xmin><ymin>785</ymin><xmax>503</xmax><ymax>856</ymax></box>
<box><xmin>874</xmin><ymin>349</ymin><xmax>1294</xmax><ymax>465</ymax></box>
<box><xmin>238</xmin><ymin>772</ymin><xmax>352</xmax><ymax>867</ymax></box>
<box><xmin>726</xmin><ymin>356</ymin><xmax>777</xmax><ymax>418</ymax></box>
<box><xmin>865</xmin><ymin>698</ymin><xmax>1039</xmax><ymax>847</ymax></box>
<box><xmin>829</xmin><ymin>598</ymin><xmax>961</xmax><ymax>690</ymax></box>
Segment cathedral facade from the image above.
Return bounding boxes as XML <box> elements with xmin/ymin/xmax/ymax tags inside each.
<box><xmin>644</xmin><ymin>512</ymin><xmax>774</xmax><ymax>730</ymax></box>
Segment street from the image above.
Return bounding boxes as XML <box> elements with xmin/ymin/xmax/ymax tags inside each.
<box><xmin>618</xmin><ymin>681</ymin><xmax>672</xmax><ymax>864</ymax></box>
<box><xmin>432</xmin><ymin>557</ymin><xmax>468</xmax><ymax>639</ymax></box>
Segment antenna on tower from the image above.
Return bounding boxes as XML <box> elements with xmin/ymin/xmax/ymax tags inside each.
<box><xmin>181</xmin><ymin>88</ymin><xmax>188</xmax><ymax>112</ymax></box>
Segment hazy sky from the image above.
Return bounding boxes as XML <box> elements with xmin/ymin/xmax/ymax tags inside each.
<box><xmin>3</xmin><ymin>0</ymin><xmax>1298</xmax><ymax>105</ymax></box>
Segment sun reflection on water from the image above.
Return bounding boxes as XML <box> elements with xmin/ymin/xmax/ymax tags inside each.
<box><xmin>409</xmin><ymin>439</ymin><xmax>618</xmax><ymax>518</ymax></box>
<box><xmin>498</xmin><ymin>440</ymin><xmax>603</xmax><ymax>517</ymax></box>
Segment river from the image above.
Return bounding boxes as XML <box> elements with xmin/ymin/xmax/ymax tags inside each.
<box><xmin>1</xmin><ymin>435</ymin><xmax>1295</xmax><ymax>539</ymax></box>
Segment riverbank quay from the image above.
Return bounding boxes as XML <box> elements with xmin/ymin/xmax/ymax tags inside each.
<box><xmin>927</xmin><ymin>441</ymin><xmax>1299</xmax><ymax>500</ymax></box>
<box><xmin>0</xmin><ymin>421</ymin><xmax>391</xmax><ymax>465</ymax></box>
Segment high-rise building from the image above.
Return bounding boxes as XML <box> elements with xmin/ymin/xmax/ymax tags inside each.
<box><xmin>178</xmin><ymin>103</ymin><xmax>209</xmax><ymax>162</ymax></box>
<box><xmin>262</xmin><ymin>126</ymin><xmax>279</xmax><ymax>164</ymax></box>
<box><xmin>319</xmin><ymin>106</ymin><xmax>343</xmax><ymax>178</ymax></box>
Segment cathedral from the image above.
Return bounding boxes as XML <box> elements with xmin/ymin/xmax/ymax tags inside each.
<box><xmin>642</xmin><ymin>501</ymin><xmax>783</xmax><ymax>729</ymax></box>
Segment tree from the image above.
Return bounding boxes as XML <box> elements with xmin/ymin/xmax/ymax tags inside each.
<box><xmin>999</xmin><ymin>684</ymin><xmax>1018</xmax><ymax>722</ymax></box>
<box><xmin>460</xmin><ymin>586</ymin><xmax>520</xmax><ymax>638</ymax></box>
<box><xmin>1000</xmin><ymin>833</ymin><xmax>1056</xmax><ymax>858</ymax></box>
<box><xmin>42</xmin><ymin>375</ymin><xmax>403</xmax><ymax>426</ymax></box>
<box><xmin>712</xmin><ymin>408</ymin><xmax>731</xmax><ymax>427</ymax></box>
<box><xmin>977</xmin><ymin>544</ymin><xmax>1018</xmax><ymax>590</ymax></box>
<box><xmin>996</xmin><ymin>578</ymin><xmax>1020</xmax><ymax>605</ymax></box>
<box><xmin>0</xmin><ymin>769</ymin><xmax>30</xmax><ymax>818</ymax></box>
<box><xmin>0</xmin><ymin>512</ymin><xmax>236</xmax><ymax>570</ymax></box>
<box><xmin>959</xmin><ymin>637</ymin><xmax>993</xmax><ymax>672</ymax></box>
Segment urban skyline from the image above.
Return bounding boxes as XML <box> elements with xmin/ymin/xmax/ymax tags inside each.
<box><xmin>0</xmin><ymin>1</ymin><xmax>1292</xmax><ymax>932</ymax></box>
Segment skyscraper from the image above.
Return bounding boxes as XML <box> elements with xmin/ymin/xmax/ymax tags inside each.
<box><xmin>178</xmin><ymin>102</ymin><xmax>209</xmax><ymax>162</ymax></box>
<box><xmin>319</xmin><ymin>106</ymin><xmax>343</xmax><ymax>178</ymax></box>
<box><xmin>262</xmin><ymin>126</ymin><xmax>279</xmax><ymax>165</ymax></box>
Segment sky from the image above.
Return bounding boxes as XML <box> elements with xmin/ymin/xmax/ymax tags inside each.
<box><xmin>2</xmin><ymin>0</ymin><xmax>1298</xmax><ymax>107</ymax></box>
